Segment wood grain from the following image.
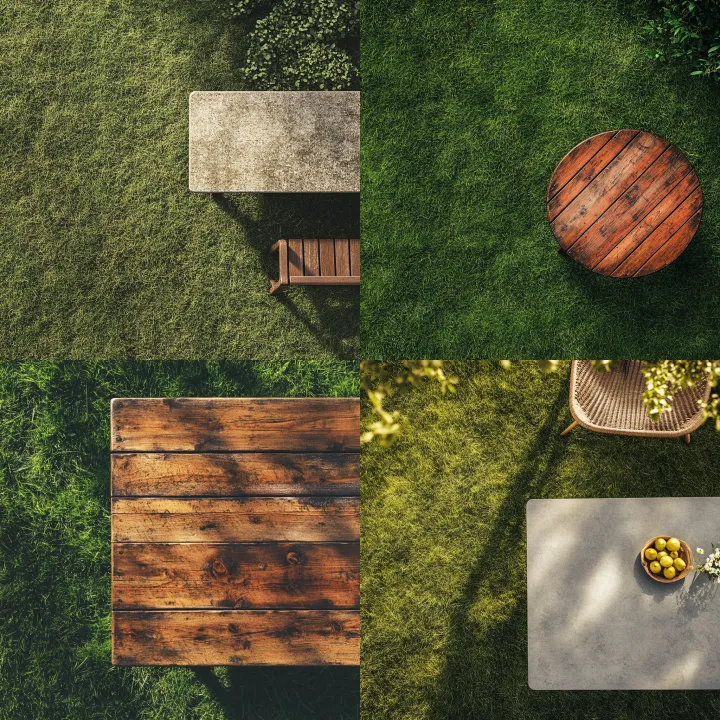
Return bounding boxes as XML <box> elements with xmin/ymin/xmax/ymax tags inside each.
<box><xmin>334</xmin><ymin>239</ymin><xmax>350</xmax><ymax>276</ymax></box>
<box><xmin>548</xmin><ymin>130</ymin><xmax>702</xmax><ymax>277</ymax></box>
<box><xmin>303</xmin><ymin>239</ymin><xmax>320</xmax><ymax>276</ymax></box>
<box><xmin>319</xmin><ymin>239</ymin><xmax>335</xmax><ymax>276</ymax></box>
<box><xmin>112</xmin><ymin>497</ymin><xmax>360</xmax><ymax>543</ymax></box>
<box><xmin>349</xmin><ymin>239</ymin><xmax>360</xmax><ymax>277</ymax></box>
<box><xmin>111</xmin><ymin>398</ymin><xmax>360</xmax><ymax>452</ymax></box>
<box><xmin>288</xmin><ymin>239</ymin><xmax>303</xmax><ymax>276</ymax></box>
<box><xmin>112</xmin><ymin>542</ymin><xmax>359</xmax><ymax>609</ymax></box>
<box><xmin>112</xmin><ymin>452</ymin><xmax>360</xmax><ymax>497</ymax></box>
<box><xmin>113</xmin><ymin>609</ymin><xmax>360</xmax><ymax>665</ymax></box>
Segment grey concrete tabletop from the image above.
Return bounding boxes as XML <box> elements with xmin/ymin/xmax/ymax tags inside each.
<box><xmin>527</xmin><ymin>498</ymin><xmax>720</xmax><ymax>690</ymax></box>
<box><xmin>188</xmin><ymin>91</ymin><xmax>359</xmax><ymax>193</ymax></box>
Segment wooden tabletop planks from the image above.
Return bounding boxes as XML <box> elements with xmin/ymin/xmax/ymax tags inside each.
<box><xmin>111</xmin><ymin>397</ymin><xmax>360</xmax><ymax>666</ymax></box>
<box><xmin>547</xmin><ymin>130</ymin><xmax>702</xmax><ymax>277</ymax></box>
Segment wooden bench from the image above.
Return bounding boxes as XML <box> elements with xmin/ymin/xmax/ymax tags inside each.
<box><xmin>270</xmin><ymin>239</ymin><xmax>360</xmax><ymax>294</ymax></box>
<box><xmin>110</xmin><ymin>397</ymin><xmax>360</xmax><ymax>666</ymax></box>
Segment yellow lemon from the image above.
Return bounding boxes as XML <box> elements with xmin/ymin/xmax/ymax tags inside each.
<box><xmin>649</xmin><ymin>561</ymin><xmax>662</xmax><ymax>574</ymax></box>
<box><xmin>666</xmin><ymin>538</ymin><xmax>681</xmax><ymax>553</ymax></box>
<box><xmin>657</xmin><ymin>551</ymin><xmax>668</xmax><ymax>560</ymax></box>
<box><xmin>674</xmin><ymin>558</ymin><xmax>687</xmax><ymax>572</ymax></box>
<box><xmin>670</xmin><ymin>551</ymin><xmax>679</xmax><ymax>559</ymax></box>
<box><xmin>644</xmin><ymin>548</ymin><xmax>658</xmax><ymax>561</ymax></box>
<box><xmin>663</xmin><ymin>566</ymin><xmax>676</xmax><ymax>579</ymax></box>
<box><xmin>660</xmin><ymin>555</ymin><xmax>674</xmax><ymax>568</ymax></box>
<box><xmin>654</xmin><ymin>538</ymin><xmax>667</xmax><ymax>552</ymax></box>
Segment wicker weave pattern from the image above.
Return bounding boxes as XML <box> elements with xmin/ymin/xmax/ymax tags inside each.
<box><xmin>570</xmin><ymin>361</ymin><xmax>709</xmax><ymax>436</ymax></box>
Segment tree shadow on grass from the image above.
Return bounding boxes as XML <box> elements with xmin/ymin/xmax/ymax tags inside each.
<box><xmin>212</xmin><ymin>193</ymin><xmax>360</xmax><ymax>358</ymax></box>
<box><xmin>193</xmin><ymin>666</ymin><xmax>359</xmax><ymax>720</ymax></box>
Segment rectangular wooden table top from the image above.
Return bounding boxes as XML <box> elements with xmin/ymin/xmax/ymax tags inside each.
<box><xmin>188</xmin><ymin>91</ymin><xmax>360</xmax><ymax>193</ymax></box>
<box><xmin>111</xmin><ymin>397</ymin><xmax>360</xmax><ymax>666</ymax></box>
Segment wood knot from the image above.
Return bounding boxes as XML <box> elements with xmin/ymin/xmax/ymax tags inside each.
<box><xmin>228</xmin><ymin>623</ymin><xmax>239</xmax><ymax>634</ymax></box>
<box><xmin>286</xmin><ymin>552</ymin><xmax>301</xmax><ymax>565</ymax></box>
<box><xmin>211</xmin><ymin>559</ymin><xmax>227</xmax><ymax>575</ymax></box>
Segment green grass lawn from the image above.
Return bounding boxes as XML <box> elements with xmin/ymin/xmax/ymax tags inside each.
<box><xmin>0</xmin><ymin>361</ymin><xmax>359</xmax><ymax>719</ymax></box>
<box><xmin>361</xmin><ymin>361</ymin><xmax>720</xmax><ymax>719</ymax></box>
<box><xmin>0</xmin><ymin>1</ymin><xmax>358</xmax><ymax>359</ymax></box>
<box><xmin>361</xmin><ymin>0</ymin><xmax>720</xmax><ymax>357</ymax></box>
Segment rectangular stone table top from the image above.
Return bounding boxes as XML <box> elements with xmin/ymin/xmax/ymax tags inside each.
<box><xmin>527</xmin><ymin>498</ymin><xmax>720</xmax><ymax>690</ymax></box>
<box><xmin>189</xmin><ymin>91</ymin><xmax>359</xmax><ymax>193</ymax></box>
<box><xmin>110</xmin><ymin>397</ymin><xmax>360</xmax><ymax>666</ymax></box>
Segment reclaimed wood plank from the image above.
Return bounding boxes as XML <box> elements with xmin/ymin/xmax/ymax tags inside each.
<box><xmin>113</xmin><ymin>609</ymin><xmax>360</xmax><ymax>665</ymax></box>
<box><xmin>567</xmin><ymin>146</ymin><xmax>689</xmax><ymax>266</ymax></box>
<box><xmin>303</xmin><ymin>240</ymin><xmax>320</xmax><ymax>276</ymax></box>
<box><xmin>288</xmin><ymin>239</ymin><xmax>304</xmax><ymax>276</ymax></box>
<box><xmin>334</xmin><ymin>239</ymin><xmax>351</xmax><ymax>276</ymax></box>
<box><xmin>112</xmin><ymin>542</ymin><xmax>359</xmax><ymax>610</ymax></box>
<box><xmin>349</xmin><ymin>239</ymin><xmax>360</xmax><ymax>277</ymax></box>
<box><xmin>112</xmin><ymin>452</ymin><xmax>359</xmax><ymax>497</ymax></box>
<box><xmin>547</xmin><ymin>129</ymin><xmax>638</xmax><ymax>221</ymax></box>
<box><xmin>318</xmin><ymin>240</ymin><xmax>336</xmax><ymax>277</ymax></box>
<box><xmin>111</xmin><ymin>398</ymin><xmax>360</xmax><ymax>452</ymax></box>
<box><xmin>546</xmin><ymin>130</ymin><xmax>615</xmax><ymax>202</ymax></box>
<box><xmin>612</xmin><ymin>189</ymin><xmax>703</xmax><ymax>277</ymax></box>
<box><xmin>552</xmin><ymin>132</ymin><xmax>669</xmax><ymax>246</ymax></box>
<box><xmin>112</xmin><ymin>497</ymin><xmax>360</xmax><ymax>543</ymax></box>
<box><xmin>591</xmin><ymin>170</ymin><xmax>700</xmax><ymax>275</ymax></box>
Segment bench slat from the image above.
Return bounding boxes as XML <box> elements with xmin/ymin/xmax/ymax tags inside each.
<box><xmin>111</xmin><ymin>398</ymin><xmax>360</xmax><ymax>452</ymax></box>
<box><xmin>319</xmin><ymin>239</ymin><xmax>336</xmax><ymax>276</ymax></box>
<box><xmin>112</xmin><ymin>497</ymin><xmax>360</xmax><ymax>543</ymax></box>
<box><xmin>288</xmin><ymin>239</ymin><xmax>304</xmax><ymax>276</ymax></box>
<box><xmin>303</xmin><ymin>239</ymin><xmax>320</xmax><ymax>276</ymax></box>
<box><xmin>112</xmin><ymin>542</ymin><xmax>359</xmax><ymax>610</ymax></box>
<box><xmin>350</xmin><ymin>239</ymin><xmax>360</xmax><ymax>277</ymax></box>
<box><xmin>112</xmin><ymin>452</ymin><xmax>359</xmax><ymax>497</ymax></box>
<box><xmin>113</xmin><ymin>609</ymin><xmax>360</xmax><ymax>665</ymax></box>
<box><xmin>335</xmin><ymin>239</ymin><xmax>351</xmax><ymax>276</ymax></box>
<box><xmin>289</xmin><ymin>276</ymin><xmax>359</xmax><ymax>286</ymax></box>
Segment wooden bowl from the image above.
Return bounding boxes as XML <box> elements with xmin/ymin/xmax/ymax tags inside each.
<box><xmin>640</xmin><ymin>536</ymin><xmax>693</xmax><ymax>583</ymax></box>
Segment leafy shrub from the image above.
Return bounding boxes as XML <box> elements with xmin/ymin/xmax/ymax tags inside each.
<box><xmin>228</xmin><ymin>0</ymin><xmax>359</xmax><ymax>90</ymax></box>
<box><xmin>644</xmin><ymin>0</ymin><xmax>720</xmax><ymax>81</ymax></box>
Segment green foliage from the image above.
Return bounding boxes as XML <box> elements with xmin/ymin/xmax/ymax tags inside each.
<box><xmin>360</xmin><ymin>361</ymin><xmax>458</xmax><ymax>445</ymax></box>
<box><xmin>644</xmin><ymin>0</ymin><xmax>720</xmax><ymax>80</ymax></box>
<box><xmin>641</xmin><ymin>360</ymin><xmax>720</xmax><ymax>425</ymax></box>
<box><xmin>0</xmin><ymin>361</ymin><xmax>358</xmax><ymax>719</ymax></box>
<box><xmin>228</xmin><ymin>0</ymin><xmax>359</xmax><ymax>89</ymax></box>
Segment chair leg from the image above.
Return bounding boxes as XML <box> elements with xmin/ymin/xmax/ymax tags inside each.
<box><xmin>561</xmin><ymin>420</ymin><xmax>579</xmax><ymax>436</ymax></box>
<box><xmin>684</xmin><ymin>433</ymin><xmax>691</xmax><ymax>445</ymax></box>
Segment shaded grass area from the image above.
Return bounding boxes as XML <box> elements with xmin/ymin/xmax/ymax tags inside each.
<box><xmin>361</xmin><ymin>361</ymin><xmax>720</xmax><ymax>719</ymax></box>
<box><xmin>0</xmin><ymin>1</ymin><xmax>358</xmax><ymax>359</ymax></box>
<box><xmin>0</xmin><ymin>361</ymin><xmax>359</xmax><ymax>719</ymax></box>
<box><xmin>361</xmin><ymin>0</ymin><xmax>720</xmax><ymax>357</ymax></box>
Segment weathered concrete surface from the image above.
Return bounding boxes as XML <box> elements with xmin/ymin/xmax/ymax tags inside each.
<box><xmin>189</xmin><ymin>91</ymin><xmax>359</xmax><ymax>193</ymax></box>
<box><xmin>527</xmin><ymin>498</ymin><xmax>720</xmax><ymax>690</ymax></box>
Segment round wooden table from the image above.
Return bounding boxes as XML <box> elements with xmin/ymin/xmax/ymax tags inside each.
<box><xmin>547</xmin><ymin>130</ymin><xmax>702</xmax><ymax>277</ymax></box>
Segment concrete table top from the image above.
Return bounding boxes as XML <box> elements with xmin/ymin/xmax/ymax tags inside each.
<box><xmin>527</xmin><ymin>498</ymin><xmax>720</xmax><ymax>690</ymax></box>
<box><xmin>189</xmin><ymin>91</ymin><xmax>359</xmax><ymax>193</ymax></box>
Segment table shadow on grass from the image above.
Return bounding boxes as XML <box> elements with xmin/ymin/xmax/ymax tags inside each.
<box><xmin>193</xmin><ymin>666</ymin><xmax>359</xmax><ymax>720</ymax></box>
<box><xmin>212</xmin><ymin>193</ymin><xmax>360</xmax><ymax>359</ymax></box>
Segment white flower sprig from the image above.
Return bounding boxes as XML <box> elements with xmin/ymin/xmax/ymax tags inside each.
<box><xmin>695</xmin><ymin>543</ymin><xmax>720</xmax><ymax>584</ymax></box>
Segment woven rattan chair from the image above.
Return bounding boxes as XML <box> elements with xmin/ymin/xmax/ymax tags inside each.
<box><xmin>561</xmin><ymin>361</ymin><xmax>709</xmax><ymax>444</ymax></box>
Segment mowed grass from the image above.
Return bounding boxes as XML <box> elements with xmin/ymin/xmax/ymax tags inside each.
<box><xmin>0</xmin><ymin>1</ymin><xmax>358</xmax><ymax>359</ymax></box>
<box><xmin>361</xmin><ymin>362</ymin><xmax>720</xmax><ymax>719</ymax></box>
<box><xmin>0</xmin><ymin>361</ymin><xmax>359</xmax><ymax>720</ymax></box>
<box><xmin>361</xmin><ymin>0</ymin><xmax>720</xmax><ymax>357</ymax></box>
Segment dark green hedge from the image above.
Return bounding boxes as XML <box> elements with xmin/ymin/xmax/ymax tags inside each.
<box><xmin>228</xmin><ymin>0</ymin><xmax>359</xmax><ymax>90</ymax></box>
<box><xmin>645</xmin><ymin>0</ymin><xmax>720</xmax><ymax>81</ymax></box>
